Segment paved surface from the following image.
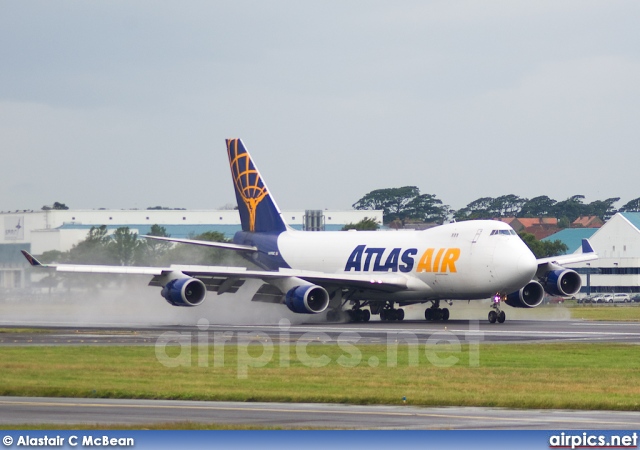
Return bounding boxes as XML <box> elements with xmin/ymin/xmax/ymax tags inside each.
<box><xmin>1</xmin><ymin>397</ymin><xmax>639</xmax><ymax>429</ymax></box>
<box><xmin>1</xmin><ymin>320</ymin><xmax>639</xmax><ymax>346</ymax></box>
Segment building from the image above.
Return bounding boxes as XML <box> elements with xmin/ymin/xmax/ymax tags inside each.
<box><xmin>496</xmin><ymin>217</ymin><xmax>560</xmax><ymax>240</ymax></box>
<box><xmin>544</xmin><ymin>212</ymin><xmax>640</xmax><ymax>294</ymax></box>
<box><xmin>0</xmin><ymin>208</ymin><xmax>383</xmax><ymax>289</ymax></box>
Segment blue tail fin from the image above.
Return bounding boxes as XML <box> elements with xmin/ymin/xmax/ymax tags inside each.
<box><xmin>226</xmin><ymin>139</ymin><xmax>288</xmax><ymax>233</ymax></box>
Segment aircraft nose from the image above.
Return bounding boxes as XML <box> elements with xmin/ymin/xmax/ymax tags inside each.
<box><xmin>517</xmin><ymin>250</ymin><xmax>537</xmax><ymax>281</ymax></box>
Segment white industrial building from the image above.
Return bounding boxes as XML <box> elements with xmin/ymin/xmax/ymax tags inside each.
<box><xmin>563</xmin><ymin>212</ymin><xmax>640</xmax><ymax>295</ymax></box>
<box><xmin>0</xmin><ymin>208</ymin><xmax>383</xmax><ymax>289</ymax></box>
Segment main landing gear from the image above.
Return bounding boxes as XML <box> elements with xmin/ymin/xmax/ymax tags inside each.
<box><xmin>348</xmin><ymin>301</ymin><xmax>404</xmax><ymax>322</ymax></box>
<box><xmin>424</xmin><ymin>300</ymin><xmax>449</xmax><ymax>322</ymax></box>
<box><xmin>380</xmin><ymin>306</ymin><xmax>404</xmax><ymax>321</ymax></box>
<box><xmin>348</xmin><ymin>308</ymin><xmax>371</xmax><ymax>322</ymax></box>
<box><xmin>488</xmin><ymin>294</ymin><xmax>506</xmax><ymax>324</ymax></box>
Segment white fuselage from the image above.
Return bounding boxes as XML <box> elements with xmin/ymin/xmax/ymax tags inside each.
<box><xmin>277</xmin><ymin>220</ymin><xmax>537</xmax><ymax>301</ymax></box>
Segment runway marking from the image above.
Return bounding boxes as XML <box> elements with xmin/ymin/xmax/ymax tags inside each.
<box><xmin>1</xmin><ymin>399</ymin><xmax>639</xmax><ymax>427</ymax></box>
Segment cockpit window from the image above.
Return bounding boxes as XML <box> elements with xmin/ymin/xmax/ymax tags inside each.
<box><xmin>490</xmin><ymin>229</ymin><xmax>516</xmax><ymax>236</ymax></box>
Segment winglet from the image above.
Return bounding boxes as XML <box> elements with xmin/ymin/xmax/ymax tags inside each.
<box><xmin>21</xmin><ymin>250</ymin><xmax>43</xmax><ymax>266</ymax></box>
<box><xmin>581</xmin><ymin>239</ymin><xmax>595</xmax><ymax>254</ymax></box>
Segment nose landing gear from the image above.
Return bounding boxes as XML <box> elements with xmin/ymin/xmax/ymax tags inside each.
<box><xmin>488</xmin><ymin>294</ymin><xmax>506</xmax><ymax>323</ymax></box>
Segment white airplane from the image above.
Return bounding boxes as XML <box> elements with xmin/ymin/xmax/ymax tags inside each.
<box><xmin>22</xmin><ymin>139</ymin><xmax>597</xmax><ymax>323</ymax></box>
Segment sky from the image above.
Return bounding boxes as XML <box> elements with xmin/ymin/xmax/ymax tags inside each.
<box><xmin>1</xmin><ymin>1</ymin><xmax>639</xmax><ymax>214</ymax></box>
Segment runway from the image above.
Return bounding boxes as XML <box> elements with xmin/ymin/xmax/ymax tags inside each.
<box><xmin>1</xmin><ymin>319</ymin><xmax>640</xmax><ymax>346</ymax></box>
<box><xmin>1</xmin><ymin>396</ymin><xmax>639</xmax><ymax>429</ymax></box>
<box><xmin>1</xmin><ymin>320</ymin><xmax>639</xmax><ymax>429</ymax></box>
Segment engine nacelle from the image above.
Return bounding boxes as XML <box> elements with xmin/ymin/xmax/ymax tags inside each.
<box><xmin>505</xmin><ymin>280</ymin><xmax>545</xmax><ymax>308</ymax></box>
<box><xmin>285</xmin><ymin>285</ymin><xmax>329</xmax><ymax>314</ymax></box>
<box><xmin>542</xmin><ymin>269</ymin><xmax>582</xmax><ymax>297</ymax></box>
<box><xmin>161</xmin><ymin>277</ymin><xmax>207</xmax><ymax>307</ymax></box>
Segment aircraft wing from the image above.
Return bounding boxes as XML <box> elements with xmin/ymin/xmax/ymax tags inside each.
<box><xmin>141</xmin><ymin>235</ymin><xmax>258</xmax><ymax>252</ymax></box>
<box><xmin>536</xmin><ymin>239</ymin><xmax>598</xmax><ymax>271</ymax></box>
<box><xmin>21</xmin><ymin>251</ymin><xmax>411</xmax><ymax>294</ymax></box>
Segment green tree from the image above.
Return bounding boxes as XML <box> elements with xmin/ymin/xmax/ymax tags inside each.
<box><xmin>519</xmin><ymin>232</ymin><xmax>568</xmax><ymax>258</ymax></box>
<box><xmin>342</xmin><ymin>217</ymin><xmax>380</xmax><ymax>231</ymax></box>
<box><xmin>39</xmin><ymin>250</ymin><xmax>70</xmax><ymax>264</ymax></box>
<box><xmin>41</xmin><ymin>201</ymin><xmax>69</xmax><ymax>211</ymax></box>
<box><xmin>139</xmin><ymin>224</ymin><xmax>172</xmax><ymax>265</ymax></box>
<box><xmin>353</xmin><ymin>186</ymin><xmax>447</xmax><ymax>226</ymax></box>
<box><xmin>491</xmin><ymin>195</ymin><xmax>527</xmax><ymax>217</ymax></box>
<box><xmin>550</xmin><ymin>195</ymin><xmax>587</xmax><ymax>223</ymax></box>
<box><xmin>619</xmin><ymin>197</ymin><xmax>640</xmax><ymax>212</ymax></box>
<box><xmin>585</xmin><ymin>197</ymin><xmax>619</xmax><ymax>220</ymax></box>
<box><xmin>404</xmin><ymin>194</ymin><xmax>448</xmax><ymax>223</ymax></box>
<box><xmin>107</xmin><ymin>227</ymin><xmax>141</xmax><ymax>266</ymax></box>
<box><xmin>453</xmin><ymin>197</ymin><xmax>494</xmax><ymax>221</ymax></box>
<box><xmin>160</xmin><ymin>231</ymin><xmax>246</xmax><ymax>266</ymax></box>
<box><xmin>519</xmin><ymin>196</ymin><xmax>557</xmax><ymax>218</ymax></box>
<box><xmin>69</xmin><ymin>225</ymin><xmax>111</xmax><ymax>264</ymax></box>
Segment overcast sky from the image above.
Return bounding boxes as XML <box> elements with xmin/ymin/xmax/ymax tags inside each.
<box><xmin>1</xmin><ymin>1</ymin><xmax>639</xmax><ymax>214</ymax></box>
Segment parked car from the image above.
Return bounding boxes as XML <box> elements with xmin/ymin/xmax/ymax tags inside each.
<box><xmin>612</xmin><ymin>293</ymin><xmax>631</xmax><ymax>303</ymax></box>
<box><xmin>590</xmin><ymin>295</ymin><xmax>604</xmax><ymax>303</ymax></box>
<box><xmin>632</xmin><ymin>294</ymin><xmax>640</xmax><ymax>303</ymax></box>
<box><xmin>602</xmin><ymin>294</ymin><xmax>614</xmax><ymax>303</ymax></box>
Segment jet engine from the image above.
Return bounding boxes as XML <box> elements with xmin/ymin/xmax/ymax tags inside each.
<box><xmin>161</xmin><ymin>277</ymin><xmax>207</xmax><ymax>307</ymax></box>
<box><xmin>541</xmin><ymin>269</ymin><xmax>582</xmax><ymax>297</ymax></box>
<box><xmin>505</xmin><ymin>280</ymin><xmax>545</xmax><ymax>308</ymax></box>
<box><xmin>284</xmin><ymin>285</ymin><xmax>330</xmax><ymax>314</ymax></box>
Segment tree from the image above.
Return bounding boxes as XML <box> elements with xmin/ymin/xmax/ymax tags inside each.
<box><xmin>518</xmin><ymin>196</ymin><xmax>557</xmax><ymax>218</ymax></box>
<box><xmin>352</xmin><ymin>186</ymin><xmax>447</xmax><ymax>226</ymax></box>
<box><xmin>160</xmin><ymin>231</ymin><xmax>246</xmax><ymax>266</ymax></box>
<box><xmin>453</xmin><ymin>197</ymin><xmax>494</xmax><ymax>221</ymax></box>
<box><xmin>620</xmin><ymin>197</ymin><xmax>640</xmax><ymax>212</ymax></box>
<box><xmin>404</xmin><ymin>194</ymin><xmax>448</xmax><ymax>223</ymax></box>
<box><xmin>41</xmin><ymin>201</ymin><xmax>69</xmax><ymax>211</ymax></box>
<box><xmin>342</xmin><ymin>217</ymin><xmax>380</xmax><ymax>231</ymax></box>
<box><xmin>519</xmin><ymin>232</ymin><xmax>568</xmax><ymax>258</ymax></box>
<box><xmin>107</xmin><ymin>227</ymin><xmax>141</xmax><ymax>266</ymax></box>
<box><xmin>490</xmin><ymin>195</ymin><xmax>527</xmax><ymax>217</ymax></box>
<box><xmin>551</xmin><ymin>195</ymin><xmax>587</xmax><ymax>223</ymax></box>
<box><xmin>585</xmin><ymin>197</ymin><xmax>619</xmax><ymax>220</ymax></box>
<box><xmin>139</xmin><ymin>224</ymin><xmax>172</xmax><ymax>265</ymax></box>
<box><xmin>69</xmin><ymin>225</ymin><xmax>111</xmax><ymax>264</ymax></box>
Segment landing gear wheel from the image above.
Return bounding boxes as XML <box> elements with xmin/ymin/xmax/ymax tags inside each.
<box><xmin>488</xmin><ymin>310</ymin><xmax>497</xmax><ymax>324</ymax></box>
<box><xmin>425</xmin><ymin>307</ymin><xmax>449</xmax><ymax>321</ymax></box>
<box><xmin>381</xmin><ymin>308</ymin><xmax>402</xmax><ymax>321</ymax></box>
<box><xmin>348</xmin><ymin>309</ymin><xmax>371</xmax><ymax>322</ymax></box>
<box><xmin>497</xmin><ymin>311</ymin><xmax>506</xmax><ymax>323</ymax></box>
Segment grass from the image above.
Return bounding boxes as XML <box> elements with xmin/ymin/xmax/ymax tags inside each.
<box><xmin>0</xmin><ymin>328</ymin><xmax>57</xmax><ymax>334</ymax></box>
<box><xmin>567</xmin><ymin>304</ymin><xmax>640</xmax><ymax>321</ymax></box>
<box><xmin>0</xmin><ymin>343</ymin><xmax>639</xmax><ymax>411</ymax></box>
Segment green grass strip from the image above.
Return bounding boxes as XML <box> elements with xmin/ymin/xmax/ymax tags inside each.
<box><xmin>568</xmin><ymin>305</ymin><xmax>640</xmax><ymax>321</ymax></box>
<box><xmin>0</xmin><ymin>343</ymin><xmax>639</xmax><ymax>411</ymax></box>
